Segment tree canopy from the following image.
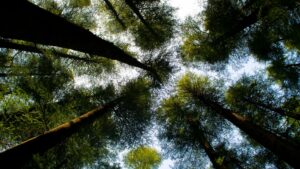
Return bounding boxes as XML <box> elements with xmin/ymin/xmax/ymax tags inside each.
<box><xmin>0</xmin><ymin>0</ymin><xmax>299</xmax><ymax>169</ymax></box>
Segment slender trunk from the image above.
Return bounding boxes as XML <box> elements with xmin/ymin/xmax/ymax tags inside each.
<box><xmin>242</xmin><ymin>97</ymin><xmax>300</xmax><ymax>120</ymax></box>
<box><xmin>193</xmin><ymin>94</ymin><xmax>300</xmax><ymax>169</ymax></box>
<box><xmin>0</xmin><ymin>39</ymin><xmax>107</xmax><ymax>64</ymax></box>
<box><xmin>0</xmin><ymin>73</ymin><xmax>63</xmax><ymax>77</ymax></box>
<box><xmin>189</xmin><ymin>121</ymin><xmax>229</xmax><ymax>169</ymax></box>
<box><xmin>124</xmin><ymin>0</ymin><xmax>158</xmax><ymax>37</ymax></box>
<box><xmin>0</xmin><ymin>97</ymin><xmax>122</xmax><ymax>168</ymax></box>
<box><xmin>0</xmin><ymin>0</ymin><xmax>153</xmax><ymax>73</ymax></box>
<box><xmin>103</xmin><ymin>0</ymin><xmax>126</xmax><ymax>29</ymax></box>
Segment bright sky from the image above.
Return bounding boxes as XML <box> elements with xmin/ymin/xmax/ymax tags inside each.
<box><xmin>168</xmin><ymin>0</ymin><xmax>203</xmax><ymax>20</ymax></box>
<box><xmin>75</xmin><ymin>1</ymin><xmax>265</xmax><ymax>168</ymax></box>
<box><xmin>157</xmin><ymin>1</ymin><xmax>202</xmax><ymax>168</ymax></box>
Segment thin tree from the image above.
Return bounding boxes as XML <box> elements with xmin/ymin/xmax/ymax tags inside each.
<box><xmin>103</xmin><ymin>0</ymin><xmax>126</xmax><ymax>29</ymax></box>
<box><xmin>0</xmin><ymin>39</ymin><xmax>109</xmax><ymax>64</ymax></box>
<box><xmin>124</xmin><ymin>0</ymin><xmax>158</xmax><ymax>37</ymax></box>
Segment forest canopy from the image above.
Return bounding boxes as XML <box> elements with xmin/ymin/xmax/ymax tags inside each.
<box><xmin>0</xmin><ymin>0</ymin><xmax>299</xmax><ymax>169</ymax></box>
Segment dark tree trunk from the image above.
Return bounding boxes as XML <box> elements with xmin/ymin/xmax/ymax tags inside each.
<box><xmin>0</xmin><ymin>0</ymin><xmax>153</xmax><ymax>73</ymax></box>
<box><xmin>124</xmin><ymin>0</ymin><xmax>158</xmax><ymax>37</ymax></box>
<box><xmin>103</xmin><ymin>0</ymin><xmax>126</xmax><ymax>29</ymax></box>
<box><xmin>242</xmin><ymin>97</ymin><xmax>300</xmax><ymax>120</ymax></box>
<box><xmin>194</xmin><ymin>94</ymin><xmax>300</xmax><ymax>169</ymax></box>
<box><xmin>0</xmin><ymin>97</ymin><xmax>122</xmax><ymax>168</ymax></box>
<box><xmin>189</xmin><ymin>121</ymin><xmax>229</xmax><ymax>169</ymax></box>
<box><xmin>0</xmin><ymin>39</ymin><xmax>107</xmax><ymax>64</ymax></box>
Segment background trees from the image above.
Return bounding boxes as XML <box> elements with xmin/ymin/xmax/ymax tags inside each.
<box><xmin>124</xmin><ymin>146</ymin><xmax>161</xmax><ymax>169</ymax></box>
<box><xmin>0</xmin><ymin>0</ymin><xmax>299</xmax><ymax>168</ymax></box>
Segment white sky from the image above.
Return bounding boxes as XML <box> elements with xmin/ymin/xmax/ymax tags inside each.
<box><xmin>168</xmin><ymin>0</ymin><xmax>203</xmax><ymax>20</ymax></box>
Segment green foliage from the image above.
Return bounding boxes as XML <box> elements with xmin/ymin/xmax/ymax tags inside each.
<box><xmin>124</xmin><ymin>146</ymin><xmax>161</xmax><ymax>169</ymax></box>
<box><xmin>113</xmin><ymin>78</ymin><xmax>153</xmax><ymax>146</ymax></box>
<box><xmin>69</xmin><ymin>0</ymin><xmax>91</xmax><ymax>8</ymax></box>
<box><xmin>100</xmin><ymin>0</ymin><xmax>176</xmax><ymax>50</ymax></box>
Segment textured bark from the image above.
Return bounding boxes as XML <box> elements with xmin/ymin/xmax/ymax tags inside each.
<box><xmin>0</xmin><ymin>98</ymin><xmax>122</xmax><ymax>168</ymax></box>
<box><xmin>243</xmin><ymin>97</ymin><xmax>300</xmax><ymax>120</ymax></box>
<box><xmin>0</xmin><ymin>0</ymin><xmax>153</xmax><ymax>73</ymax></box>
<box><xmin>124</xmin><ymin>0</ymin><xmax>158</xmax><ymax>37</ymax></box>
<box><xmin>194</xmin><ymin>94</ymin><xmax>300</xmax><ymax>169</ymax></box>
<box><xmin>103</xmin><ymin>0</ymin><xmax>126</xmax><ymax>29</ymax></box>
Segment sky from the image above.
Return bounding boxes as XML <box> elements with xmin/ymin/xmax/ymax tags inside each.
<box><xmin>150</xmin><ymin>1</ymin><xmax>200</xmax><ymax>168</ymax></box>
<box><xmin>74</xmin><ymin>1</ymin><xmax>265</xmax><ymax>168</ymax></box>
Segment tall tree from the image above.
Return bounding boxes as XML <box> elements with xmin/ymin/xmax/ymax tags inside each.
<box><xmin>158</xmin><ymin>96</ymin><xmax>232</xmax><ymax>169</ymax></box>
<box><xmin>0</xmin><ymin>0</ymin><xmax>157</xmax><ymax>74</ymax></box>
<box><xmin>178</xmin><ymin>73</ymin><xmax>300</xmax><ymax>168</ymax></box>
<box><xmin>0</xmin><ymin>77</ymin><xmax>153</xmax><ymax>168</ymax></box>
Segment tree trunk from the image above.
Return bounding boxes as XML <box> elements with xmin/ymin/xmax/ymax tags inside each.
<box><xmin>124</xmin><ymin>0</ymin><xmax>158</xmax><ymax>37</ymax></box>
<box><xmin>0</xmin><ymin>97</ymin><xmax>122</xmax><ymax>168</ymax></box>
<box><xmin>194</xmin><ymin>94</ymin><xmax>300</xmax><ymax>169</ymax></box>
<box><xmin>242</xmin><ymin>97</ymin><xmax>300</xmax><ymax>120</ymax></box>
<box><xmin>0</xmin><ymin>0</ymin><xmax>153</xmax><ymax>73</ymax></box>
<box><xmin>103</xmin><ymin>0</ymin><xmax>126</xmax><ymax>29</ymax></box>
<box><xmin>0</xmin><ymin>73</ymin><xmax>61</xmax><ymax>77</ymax></box>
<box><xmin>189</xmin><ymin>121</ymin><xmax>229</xmax><ymax>169</ymax></box>
<box><xmin>0</xmin><ymin>39</ymin><xmax>108</xmax><ymax>64</ymax></box>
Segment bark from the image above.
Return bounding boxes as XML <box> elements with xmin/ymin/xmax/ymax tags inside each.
<box><xmin>0</xmin><ymin>39</ymin><xmax>106</xmax><ymax>64</ymax></box>
<box><xmin>124</xmin><ymin>0</ymin><xmax>159</xmax><ymax>37</ymax></box>
<box><xmin>0</xmin><ymin>97</ymin><xmax>122</xmax><ymax>168</ymax></box>
<box><xmin>189</xmin><ymin>121</ymin><xmax>229</xmax><ymax>169</ymax></box>
<box><xmin>193</xmin><ymin>94</ymin><xmax>300</xmax><ymax>169</ymax></box>
<box><xmin>0</xmin><ymin>0</ymin><xmax>154</xmax><ymax>73</ymax></box>
<box><xmin>242</xmin><ymin>97</ymin><xmax>300</xmax><ymax>120</ymax></box>
<box><xmin>103</xmin><ymin>0</ymin><xmax>126</xmax><ymax>29</ymax></box>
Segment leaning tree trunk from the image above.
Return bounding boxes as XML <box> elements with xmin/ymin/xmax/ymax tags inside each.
<box><xmin>193</xmin><ymin>94</ymin><xmax>300</xmax><ymax>169</ymax></box>
<box><xmin>103</xmin><ymin>0</ymin><xmax>126</xmax><ymax>29</ymax></box>
<box><xmin>189</xmin><ymin>121</ymin><xmax>229</xmax><ymax>169</ymax></box>
<box><xmin>0</xmin><ymin>97</ymin><xmax>122</xmax><ymax>168</ymax></box>
<box><xmin>124</xmin><ymin>0</ymin><xmax>158</xmax><ymax>37</ymax></box>
<box><xmin>0</xmin><ymin>0</ymin><xmax>154</xmax><ymax>74</ymax></box>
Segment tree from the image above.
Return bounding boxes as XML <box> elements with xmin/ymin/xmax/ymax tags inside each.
<box><xmin>103</xmin><ymin>0</ymin><xmax>126</xmax><ymax>29</ymax></box>
<box><xmin>181</xmin><ymin>0</ymin><xmax>300</xmax><ymax>86</ymax></box>
<box><xmin>177</xmin><ymin>73</ymin><xmax>300</xmax><ymax>168</ymax></box>
<box><xmin>0</xmin><ymin>77</ymin><xmax>153</xmax><ymax>168</ymax></box>
<box><xmin>99</xmin><ymin>0</ymin><xmax>176</xmax><ymax>50</ymax></box>
<box><xmin>0</xmin><ymin>0</ymin><xmax>157</xmax><ymax>75</ymax></box>
<box><xmin>226</xmin><ymin>75</ymin><xmax>300</xmax><ymax>120</ymax></box>
<box><xmin>158</xmin><ymin>95</ymin><xmax>232</xmax><ymax>169</ymax></box>
<box><xmin>124</xmin><ymin>146</ymin><xmax>161</xmax><ymax>169</ymax></box>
